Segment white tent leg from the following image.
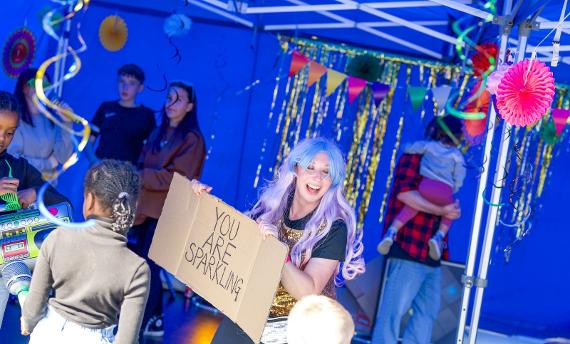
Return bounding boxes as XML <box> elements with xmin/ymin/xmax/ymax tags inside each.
<box><xmin>463</xmin><ymin>16</ymin><xmax>534</xmax><ymax>344</ymax></box>
<box><xmin>454</xmin><ymin>31</ymin><xmax>509</xmax><ymax>344</ymax></box>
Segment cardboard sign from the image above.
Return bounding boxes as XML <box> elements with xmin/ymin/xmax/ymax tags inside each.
<box><xmin>149</xmin><ymin>173</ymin><xmax>288</xmax><ymax>343</ymax></box>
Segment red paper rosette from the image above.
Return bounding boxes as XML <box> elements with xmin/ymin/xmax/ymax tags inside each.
<box><xmin>495</xmin><ymin>59</ymin><xmax>555</xmax><ymax>127</ymax></box>
<box><xmin>471</xmin><ymin>43</ymin><xmax>498</xmax><ymax>77</ymax></box>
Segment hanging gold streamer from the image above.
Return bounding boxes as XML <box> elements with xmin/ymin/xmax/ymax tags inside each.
<box><xmin>345</xmin><ymin>90</ymin><xmax>372</xmax><ymax>205</ymax></box>
<box><xmin>377</xmin><ymin>65</ymin><xmax>411</xmax><ymax>223</ymax></box>
<box><xmin>376</xmin><ymin>116</ymin><xmax>404</xmax><ymax>226</ymax></box>
<box><xmin>305</xmin><ymin>49</ymin><xmax>327</xmax><ymax>138</ymax></box>
<box><xmin>253</xmin><ymin>54</ymin><xmax>288</xmax><ymax>188</ymax></box>
<box><xmin>275</xmin><ymin>76</ymin><xmax>294</xmax><ymax>135</ymax></box>
<box><xmin>454</xmin><ymin>74</ymin><xmax>471</xmax><ymax>108</ymax></box>
<box><xmin>537</xmin><ymin>144</ymin><xmax>553</xmax><ymax>197</ymax></box>
<box><xmin>306</xmin><ymin>82</ymin><xmax>321</xmax><ymax>138</ymax></box>
<box><xmin>274</xmin><ymin>73</ymin><xmax>303</xmax><ymax>172</ymax></box>
<box><xmin>334</xmin><ymin>84</ymin><xmax>348</xmax><ymax>141</ymax></box>
<box><xmin>356</xmin><ymin>62</ymin><xmax>401</xmax><ymax>229</ymax></box>
<box><xmin>423</xmin><ymin>67</ymin><xmax>437</xmax><ymax>119</ymax></box>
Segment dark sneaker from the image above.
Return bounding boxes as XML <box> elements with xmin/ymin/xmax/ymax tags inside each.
<box><xmin>377</xmin><ymin>228</ymin><xmax>397</xmax><ymax>255</ymax></box>
<box><xmin>143</xmin><ymin>315</ymin><xmax>164</xmax><ymax>337</ymax></box>
<box><xmin>428</xmin><ymin>236</ymin><xmax>444</xmax><ymax>260</ymax></box>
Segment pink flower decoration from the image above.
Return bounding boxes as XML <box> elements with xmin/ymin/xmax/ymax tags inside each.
<box><xmin>496</xmin><ymin>59</ymin><xmax>555</xmax><ymax>127</ymax></box>
<box><xmin>486</xmin><ymin>63</ymin><xmax>510</xmax><ymax>95</ymax></box>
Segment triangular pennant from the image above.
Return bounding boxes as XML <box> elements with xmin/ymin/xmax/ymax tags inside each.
<box><xmin>325</xmin><ymin>69</ymin><xmax>347</xmax><ymax>96</ymax></box>
<box><xmin>288</xmin><ymin>50</ymin><xmax>309</xmax><ymax>77</ymax></box>
<box><xmin>408</xmin><ymin>86</ymin><xmax>428</xmax><ymax>111</ymax></box>
<box><xmin>551</xmin><ymin>108</ymin><xmax>570</xmax><ymax>136</ymax></box>
<box><xmin>431</xmin><ymin>85</ymin><xmax>453</xmax><ymax>110</ymax></box>
<box><xmin>307</xmin><ymin>61</ymin><xmax>328</xmax><ymax>87</ymax></box>
<box><xmin>371</xmin><ymin>82</ymin><xmax>390</xmax><ymax>107</ymax></box>
<box><xmin>541</xmin><ymin>118</ymin><xmax>558</xmax><ymax>145</ymax></box>
<box><xmin>347</xmin><ymin>76</ymin><xmax>367</xmax><ymax>104</ymax></box>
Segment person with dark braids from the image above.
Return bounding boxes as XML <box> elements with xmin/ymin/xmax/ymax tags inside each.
<box><xmin>21</xmin><ymin>160</ymin><xmax>151</xmax><ymax>344</ymax></box>
<box><xmin>0</xmin><ymin>90</ymin><xmax>70</xmax><ymax>329</ymax></box>
<box><xmin>131</xmin><ymin>81</ymin><xmax>205</xmax><ymax>337</ymax></box>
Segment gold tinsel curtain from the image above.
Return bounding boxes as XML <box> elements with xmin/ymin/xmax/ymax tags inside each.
<box><xmin>254</xmin><ymin>36</ymin><xmax>569</xmax><ymax>248</ymax></box>
<box><xmin>256</xmin><ymin>36</ymin><xmax>474</xmax><ymax>230</ymax></box>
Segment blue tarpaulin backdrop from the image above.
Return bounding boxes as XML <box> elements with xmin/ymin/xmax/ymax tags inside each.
<box><xmin>0</xmin><ymin>0</ymin><xmax>568</xmax><ymax>339</ymax></box>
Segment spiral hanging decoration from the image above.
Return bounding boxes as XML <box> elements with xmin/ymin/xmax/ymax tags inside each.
<box><xmin>34</xmin><ymin>0</ymin><xmax>95</xmax><ymax>228</ymax></box>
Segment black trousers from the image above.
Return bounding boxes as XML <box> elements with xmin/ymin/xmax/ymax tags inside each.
<box><xmin>128</xmin><ymin>218</ymin><xmax>163</xmax><ymax>326</ymax></box>
<box><xmin>211</xmin><ymin>316</ymin><xmax>255</xmax><ymax>344</ymax></box>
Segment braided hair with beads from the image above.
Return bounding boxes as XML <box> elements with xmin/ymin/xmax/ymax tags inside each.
<box><xmin>84</xmin><ymin>160</ymin><xmax>140</xmax><ymax>235</ymax></box>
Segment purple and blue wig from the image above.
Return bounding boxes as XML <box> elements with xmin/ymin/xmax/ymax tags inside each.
<box><xmin>249</xmin><ymin>138</ymin><xmax>365</xmax><ymax>285</ymax></box>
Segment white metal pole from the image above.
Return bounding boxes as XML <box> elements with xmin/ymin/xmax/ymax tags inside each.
<box><xmin>57</xmin><ymin>8</ymin><xmax>72</xmax><ymax>98</ymax></box>
<box><xmin>53</xmin><ymin>4</ymin><xmax>73</xmax><ymax>98</ymax></box>
<box><xmin>456</xmin><ymin>1</ymin><xmax>515</xmax><ymax>341</ymax></box>
<box><xmin>454</xmin><ymin>31</ymin><xmax>509</xmax><ymax>344</ymax></box>
<box><xmin>466</xmin><ymin>125</ymin><xmax>512</xmax><ymax>344</ymax></box>
<box><xmin>53</xmin><ymin>33</ymin><xmax>64</xmax><ymax>96</ymax></box>
<box><xmin>466</xmin><ymin>28</ymin><xmax>529</xmax><ymax>344</ymax></box>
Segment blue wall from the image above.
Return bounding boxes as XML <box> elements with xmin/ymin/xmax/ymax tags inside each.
<box><xmin>0</xmin><ymin>1</ymin><xmax>568</xmax><ymax>339</ymax></box>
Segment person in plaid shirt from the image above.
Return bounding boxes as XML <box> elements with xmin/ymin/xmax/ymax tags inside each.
<box><xmin>371</xmin><ymin>151</ymin><xmax>461</xmax><ymax>343</ymax></box>
<box><xmin>378</xmin><ymin>116</ymin><xmax>466</xmax><ymax>261</ymax></box>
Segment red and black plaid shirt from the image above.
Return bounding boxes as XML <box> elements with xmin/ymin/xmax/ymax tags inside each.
<box><xmin>383</xmin><ymin>154</ymin><xmax>449</xmax><ymax>262</ymax></box>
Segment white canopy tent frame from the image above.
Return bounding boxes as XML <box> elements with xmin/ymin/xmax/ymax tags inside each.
<box><xmin>193</xmin><ymin>0</ymin><xmax>569</xmax><ymax>64</ymax></box>
<box><xmin>263</xmin><ymin>20</ymin><xmax>449</xmax><ymax>31</ymax></box>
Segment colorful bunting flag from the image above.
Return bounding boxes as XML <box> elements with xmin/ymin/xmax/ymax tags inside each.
<box><xmin>551</xmin><ymin>108</ymin><xmax>570</xmax><ymax>136</ymax></box>
<box><xmin>307</xmin><ymin>61</ymin><xmax>328</xmax><ymax>87</ymax></box>
<box><xmin>431</xmin><ymin>85</ymin><xmax>452</xmax><ymax>111</ymax></box>
<box><xmin>371</xmin><ymin>82</ymin><xmax>390</xmax><ymax>107</ymax></box>
<box><xmin>408</xmin><ymin>86</ymin><xmax>428</xmax><ymax>111</ymax></box>
<box><xmin>541</xmin><ymin>118</ymin><xmax>558</xmax><ymax>145</ymax></box>
<box><xmin>325</xmin><ymin>69</ymin><xmax>347</xmax><ymax>96</ymax></box>
<box><xmin>288</xmin><ymin>50</ymin><xmax>309</xmax><ymax>77</ymax></box>
<box><xmin>347</xmin><ymin>76</ymin><xmax>367</xmax><ymax>104</ymax></box>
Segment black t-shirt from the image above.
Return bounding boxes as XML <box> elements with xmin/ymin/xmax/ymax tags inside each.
<box><xmin>92</xmin><ymin>101</ymin><xmax>156</xmax><ymax>164</ymax></box>
<box><xmin>283</xmin><ymin>211</ymin><xmax>348</xmax><ymax>262</ymax></box>
<box><xmin>389</xmin><ymin>243</ymin><xmax>441</xmax><ymax>267</ymax></box>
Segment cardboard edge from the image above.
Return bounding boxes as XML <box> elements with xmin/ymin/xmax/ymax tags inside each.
<box><xmin>236</xmin><ymin>237</ymin><xmax>288</xmax><ymax>343</ymax></box>
<box><xmin>149</xmin><ymin>173</ymin><xmax>196</xmax><ymax>277</ymax></box>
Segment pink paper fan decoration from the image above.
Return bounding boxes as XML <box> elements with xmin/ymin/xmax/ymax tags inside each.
<box><xmin>495</xmin><ymin>59</ymin><xmax>555</xmax><ymax>127</ymax></box>
<box><xmin>486</xmin><ymin>63</ymin><xmax>510</xmax><ymax>95</ymax></box>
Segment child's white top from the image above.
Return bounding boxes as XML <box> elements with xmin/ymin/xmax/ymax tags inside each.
<box><xmin>404</xmin><ymin>140</ymin><xmax>466</xmax><ymax>192</ymax></box>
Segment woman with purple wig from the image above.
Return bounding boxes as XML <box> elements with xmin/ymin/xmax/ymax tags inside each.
<box><xmin>193</xmin><ymin>137</ymin><xmax>365</xmax><ymax>344</ymax></box>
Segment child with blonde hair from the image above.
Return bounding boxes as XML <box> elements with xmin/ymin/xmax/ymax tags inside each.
<box><xmin>287</xmin><ymin>295</ymin><xmax>355</xmax><ymax>344</ymax></box>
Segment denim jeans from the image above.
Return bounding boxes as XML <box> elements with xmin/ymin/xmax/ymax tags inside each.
<box><xmin>29</xmin><ymin>306</ymin><xmax>116</xmax><ymax>344</ymax></box>
<box><xmin>372</xmin><ymin>258</ymin><xmax>441</xmax><ymax>344</ymax></box>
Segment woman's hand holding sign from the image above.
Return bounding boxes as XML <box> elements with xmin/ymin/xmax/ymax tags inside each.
<box><xmin>190</xmin><ymin>179</ymin><xmax>212</xmax><ymax>195</ymax></box>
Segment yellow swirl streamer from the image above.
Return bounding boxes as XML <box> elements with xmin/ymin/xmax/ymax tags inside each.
<box><xmin>34</xmin><ymin>49</ymin><xmax>91</xmax><ymax>180</ymax></box>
